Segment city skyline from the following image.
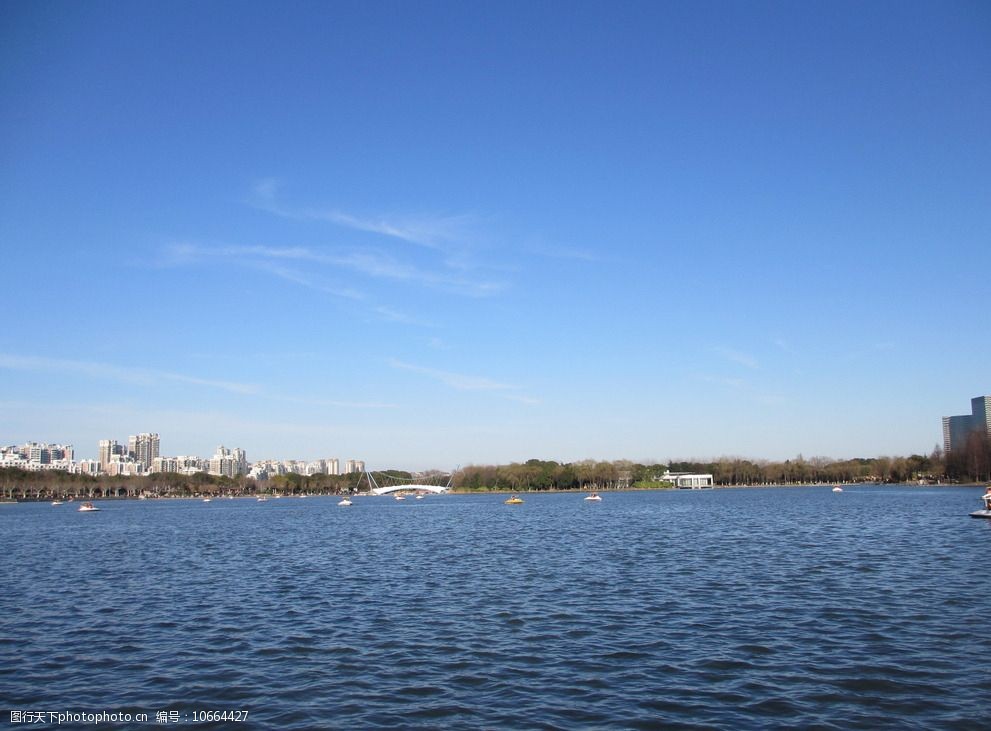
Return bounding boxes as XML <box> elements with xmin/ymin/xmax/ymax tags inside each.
<box><xmin>2</xmin><ymin>3</ymin><xmax>989</xmax><ymax>471</ymax></box>
<box><xmin>1</xmin><ymin>434</ymin><xmax>366</xmax><ymax>479</ymax></box>
<box><xmin>3</xmin><ymin>394</ymin><xmax>984</xmax><ymax>473</ymax></box>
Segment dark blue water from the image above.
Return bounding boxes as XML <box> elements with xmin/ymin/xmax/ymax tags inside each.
<box><xmin>2</xmin><ymin>487</ymin><xmax>990</xmax><ymax>730</ymax></box>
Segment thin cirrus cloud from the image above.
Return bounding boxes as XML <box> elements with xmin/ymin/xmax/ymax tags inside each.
<box><xmin>389</xmin><ymin>358</ymin><xmax>538</xmax><ymax>404</ymax></box>
<box><xmin>713</xmin><ymin>346</ymin><xmax>760</xmax><ymax>370</ymax></box>
<box><xmin>374</xmin><ymin>306</ymin><xmax>436</xmax><ymax>328</ymax></box>
<box><xmin>244</xmin><ymin>260</ymin><xmax>366</xmax><ymax>300</ymax></box>
<box><xmin>771</xmin><ymin>338</ymin><xmax>797</xmax><ymax>356</ymax></box>
<box><xmin>273</xmin><ymin>394</ymin><xmax>399</xmax><ymax>410</ymax></box>
<box><xmin>530</xmin><ymin>243</ymin><xmax>605</xmax><ymax>263</ymax></box>
<box><xmin>0</xmin><ymin>353</ymin><xmax>260</xmax><ymax>395</ymax></box>
<box><xmin>162</xmin><ymin>243</ymin><xmax>364</xmax><ymax>300</ymax></box>
<box><xmin>249</xmin><ymin>178</ymin><xmax>477</xmax><ymax>254</ymax></box>
<box><xmin>317</xmin><ymin>210</ymin><xmax>476</xmax><ymax>254</ymax></box>
<box><xmin>699</xmin><ymin>374</ymin><xmax>747</xmax><ymax>389</ymax></box>
<box><xmin>0</xmin><ymin>353</ymin><xmax>400</xmax><ymax>411</ymax></box>
<box><xmin>164</xmin><ymin>242</ymin><xmax>503</xmax><ymax>298</ymax></box>
<box><xmin>389</xmin><ymin>359</ymin><xmax>515</xmax><ymax>391</ymax></box>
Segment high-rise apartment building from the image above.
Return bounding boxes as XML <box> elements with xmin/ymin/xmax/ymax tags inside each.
<box><xmin>128</xmin><ymin>433</ymin><xmax>160</xmax><ymax>471</ymax></box>
<box><xmin>98</xmin><ymin>439</ymin><xmax>126</xmax><ymax>471</ymax></box>
<box><xmin>209</xmin><ymin>445</ymin><xmax>247</xmax><ymax>478</ymax></box>
<box><xmin>232</xmin><ymin>448</ymin><xmax>247</xmax><ymax>476</ymax></box>
<box><xmin>972</xmin><ymin>396</ymin><xmax>991</xmax><ymax>437</ymax></box>
<box><xmin>344</xmin><ymin>459</ymin><xmax>365</xmax><ymax>474</ymax></box>
<box><xmin>942</xmin><ymin>395</ymin><xmax>991</xmax><ymax>453</ymax></box>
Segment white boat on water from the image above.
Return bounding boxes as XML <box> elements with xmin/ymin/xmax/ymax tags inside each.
<box><xmin>257</xmin><ymin>496</ymin><xmax>268</xmax><ymax>502</ymax></box>
<box><xmin>415</xmin><ymin>494</ymin><xmax>425</xmax><ymax>500</ymax></box>
<box><xmin>51</xmin><ymin>500</ymin><xmax>63</xmax><ymax>506</ymax></box>
<box><xmin>832</xmin><ymin>486</ymin><xmax>843</xmax><ymax>492</ymax></box>
<box><xmin>395</xmin><ymin>494</ymin><xmax>406</xmax><ymax>501</ymax></box>
<box><xmin>973</xmin><ymin>489</ymin><xmax>991</xmax><ymax>519</ymax></box>
<box><xmin>203</xmin><ymin>498</ymin><xmax>212</xmax><ymax>502</ymax></box>
<box><xmin>338</xmin><ymin>497</ymin><xmax>353</xmax><ymax>507</ymax></box>
<box><xmin>78</xmin><ymin>502</ymin><xmax>100</xmax><ymax>512</ymax></box>
<box><xmin>584</xmin><ymin>493</ymin><xmax>602</xmax><ymax>501</ymax></box>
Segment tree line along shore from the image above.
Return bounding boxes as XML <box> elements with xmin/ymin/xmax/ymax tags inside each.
<box><xmin>453</xmin><ymin>451</ymin><xmax>983</xmax><ymax>491</ymax></box>
<box><xmin>2</xmin><ymin>446</ymin><xmax>988</xmax><ymax>501</ymax></box>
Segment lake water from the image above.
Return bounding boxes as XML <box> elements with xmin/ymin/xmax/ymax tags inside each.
<box><xmin>2</xmin><ymin>486</ymin><xmax>990</xmax><ymax>730</ymax></box>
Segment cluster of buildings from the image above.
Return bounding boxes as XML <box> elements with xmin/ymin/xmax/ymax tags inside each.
<box><xmin>0</xmin><ymin>431</ymin><xmax>365</xmax><ymax>481</ymax></box>
<box><xmin>96</xmin><ymin>433</ymin><xmax>161</xmax><ymax>476</ymax></box>
<box><xmin>942</xmin><ymin>395</ymin><xmax>991</xmax><ymax>453</ymax></box>
<box><xmin>247</xmin><ymin>458</ymin><xmax>365</xmax><ymax>481</ymax></box>
<box><xmin>0</xmin><ymin>442</ymin><xmax>75</xmax><ymax>472</ymax></box>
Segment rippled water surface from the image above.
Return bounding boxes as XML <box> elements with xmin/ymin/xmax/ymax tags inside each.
<box><xmin>2</xmin><ymin>487</ymin><xmax>990</xmax><ymax>729</ymax></box>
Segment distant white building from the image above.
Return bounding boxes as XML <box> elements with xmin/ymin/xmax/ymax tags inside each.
<box><xmin>285</xmin><ymin>460</ymin><xmax>307</xmax><ymax>474</ymax></box>
<box><xmin>209</xmin><ymin>446</ymin><xmax>247</xmax><ymax>478</ymax></box>
<box><xmin>151</xmin><ymin>456</ymin><xmax>204</xmax><ymax>475</ymax></box>
<box><xmin>3</xmin><ymin>442</ymin><xmax>75</xmax><ymax>466</ymax></box>
<box><xmin>78</xmin><ymin>459</ymin><xmax>101</xmax><ymax>475</ymax></box>
<box><xmin>7</xmin><ymin>460</ymin><xmax>76</xmax><ymax>473</ymax></box>
<box><xmin>107</xmin><ymin>457</ymin><xmax>142</xmax><ymax>477</ymax></box>
<box><xmin>663</xmin><ymin>470</ymin><xmax>714</xmax><ymax>489</ymax></box>
<box><xmin>0</xmin><ymin>453</ymin><xmax>29</xmax><ymax>469</ymax></box>
<box><xmin>247</xmin><ymin>464</ymin><xmax>270</xmax><ymax>481</ymax></box>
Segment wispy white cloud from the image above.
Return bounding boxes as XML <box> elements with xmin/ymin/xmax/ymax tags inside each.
<box><xmin>0</xmin><ymin>353</ymin><xmax>259</xmax><ymax>395</ymax></box>
<box><xmin>273</xmin><ymin>394</ymin><xmax>399</xmax><ymax>410</ymax></box>
<box><xmin>242</xmin><ymin>259</ymin><xmax>365</xmax><ymax>300</ymax></box>
<box><xmin>533</xmin><ymin>244</ymin><xmax>604</xmax><ymax>262</ymax></box>
<box><xmin>388</xmin><ymin>359</ymin><xmax>539</xmax><ymax>405</ymax></box>
<box><xmin>374</xmin><ymin>306</ymin><xmax>436</xmax><ymax>327</ymax></box>
<box><xmin>0</xmin><ymin>353</ymin><xmax>403</xmax><ymax>411</ymax></box>
<box><xmin>318</xmin><ymin>210</ymin><xmax>475</xmax><ymax>252</ymax></box>
<box><xmin>695</xmin><ymin>373</ymin><xmax>785</xmax><ymax>406</ymax></box>
<box><xmin>249</xmin><ymin>179</ymin><xmax>475</xmax><ymax>252</ymax></box>
<box><xmin>713</xmin><ymin>346</ymin><xmax>760</xmax><ymax>370</ymax></box>
<box><xmin>389</xmin><ymin>359</ymin><xmax>516</xmax><ymax>391</ymax></box>
<box><xmin>502</xmin><ymin>393</ymin><xmax>542</xmax><ymax>405</ymax></box>
<box><xmin>699</xmin><ymin>374</ymin><xmax>747</xmax><ymax>389</ymax></box>
<box><xmin>165</xmin><ymin>242</ymin><xmax>504</xmax><ymax>298</ymax></box>
<box><xmin>772</xmin><ymin>338</ymin><xmax>794</xmax><ymax>354</ymax></box>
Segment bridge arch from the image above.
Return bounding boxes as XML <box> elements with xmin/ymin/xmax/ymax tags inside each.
<box><xmin>371</xmin><ymin>483</ymin><xmax>448</xmax><ymax>496</ymax></box>
<box><xmin>359</xmin><ymin>468</ymin><xmax>458</xmax><ymax>496</ymax></box>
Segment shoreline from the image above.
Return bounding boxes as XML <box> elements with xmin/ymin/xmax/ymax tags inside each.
<box><xmin>3</xmin><ymin>481</ymin><xmax>983</xmax><ymax>504</ymax></box>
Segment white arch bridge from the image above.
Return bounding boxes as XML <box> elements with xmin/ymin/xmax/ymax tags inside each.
<box><xmin>360</xmin><ymin>469</ymin><xmax>458</xmax><ymax>496</ymax></box>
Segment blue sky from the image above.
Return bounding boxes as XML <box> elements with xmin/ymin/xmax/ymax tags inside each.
<box><xmin>1</xmin><ymin>1</ymin><xmax>988</xmax><ymax>469</ymax></box>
